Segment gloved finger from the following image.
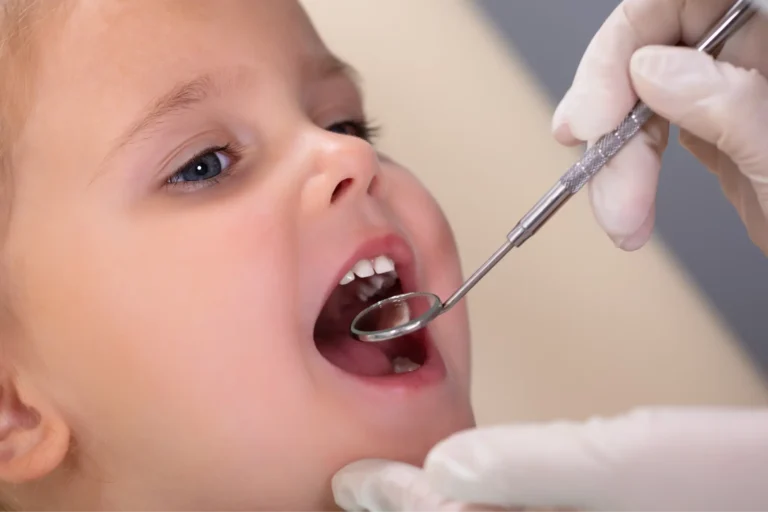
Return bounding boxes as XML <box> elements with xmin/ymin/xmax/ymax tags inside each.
<box><xmin>332</xmin><ymin>459</ymin><xmax>438</xmax><ymax>511</ymax></box>
<box><xmin>679</xmin><ymin>129</ymin><xmax>768</xmax><ymax>253</ymax></box>
<box><xmin>719</xmin><ymin>170</ymin><xmax>768</xmax><ymax>254</ymax></box>
<box><xmin>332</xmin><ymin>459</ymin><xmax>507</xmax><ymax>511</ymax></box>
<box><xmin>587</xmin><ymin>114</ymin><xmax>668</xmax><ymax>250</ymax></box>
<box><xmin>424</xmin><ymin>421</ymin><xmax>613</xmax><ymax>511</ymax></box>
<box><xmin>677</xmin><ymin>129</ymin><xmax>718</xmax><ymax>175</ymax></box>
<box><xmin>552</xmin><ymin>0</ymin><xmax>735</xmax><ymax>145</ymax></box>
<box><xmin>753</xmin><ymin>0</ymin><xmax>768</xmax><ymax>13</ymax></box>
<box><xmin>630</xmin><ymin>45</ymin><xmax>768</xmax><ymax>219</ymax></box>
<box><xmin>424</xmin><ymin>408</ymin><xmax>768</xmax><ymax>511</ymax></box>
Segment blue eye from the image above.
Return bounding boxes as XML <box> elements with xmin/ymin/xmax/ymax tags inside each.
<box><xmin>168</xmin><ymin>148</ymin><xmax>232</xmax><ymax>185</ymax></box>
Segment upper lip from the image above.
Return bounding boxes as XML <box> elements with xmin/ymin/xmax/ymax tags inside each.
<box><xmin>315</xmin><ymin>232</ymin><xmax>420</xmax><ymax>324</ymax></box>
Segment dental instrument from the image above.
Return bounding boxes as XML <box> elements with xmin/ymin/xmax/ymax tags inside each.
<box><xmin>349</xmin><ymin>0</ymin><xmax>759</xmax><ymax>343</ymax></box>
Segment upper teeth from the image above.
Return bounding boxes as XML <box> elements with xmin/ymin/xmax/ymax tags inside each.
<box><xmin>340</xmin><ymin>255</ymin><xmax>396</xmax><ymax>285</ymax></box>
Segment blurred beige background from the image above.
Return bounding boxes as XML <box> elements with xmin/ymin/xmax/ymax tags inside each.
<box><xmin>302</xmin><ymin>0</ymin><xmax>768</xmax><ymax>425</ymax></box>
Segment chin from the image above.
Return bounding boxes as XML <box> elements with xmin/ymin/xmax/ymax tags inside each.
<box><xmin>315</xmin><ymin>401</ymin><xmax>474</xmax><ymax>511</ymax></box>
<box><xmin>379</xmin><ymin>403</ymin><xmax>475</xmax><ymax>466</ymax></box>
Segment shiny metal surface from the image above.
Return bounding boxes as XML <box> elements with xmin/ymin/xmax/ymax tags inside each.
<box><xmin>350</xmin><ymin>292</ymin><xmax>441</xmax><ymax>342</ymax></box>
<box><xmin>350</xmin><ymin>0</ymin><xmax>756</xmax><ymax>343</ymax></box>
<box><xmin>697</xmin><ymin>0</ymin><xmax>757</xmax><ymax>53</ymax></box>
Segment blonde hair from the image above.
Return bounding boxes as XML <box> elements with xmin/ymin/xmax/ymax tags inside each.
<box><xmin>0</xmin><ymin>2</ymin><xmax>62</xmax><ymax>509</ymax></box>
<box><xmin>0</xmin><ymin>0</ymin><xmax>39</xmax><ymax>512</ymax></box>
<box><xmin>0</xmin><ymin>0</ymin><xmax>37</xmax><ymax>229</ymax></box>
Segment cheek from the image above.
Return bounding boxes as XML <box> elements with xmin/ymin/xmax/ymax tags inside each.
<box><xmin>16</xmin><ymin>200</ymin><xmax>315</xmax><ymax>461</ymax></box>
<box><xmin>386</xmin><ymin>169</ymin><xmax>461</xmax><ymax>279</ymax></box>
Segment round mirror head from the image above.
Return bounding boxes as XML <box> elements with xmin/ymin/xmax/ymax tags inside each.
<box><xmin>350</xmin><ymin>291</ymin><xmax>442</xmax><ymax>343</ymax></box>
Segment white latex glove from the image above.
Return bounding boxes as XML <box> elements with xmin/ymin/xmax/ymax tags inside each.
<box><xmin>332</xmin><ymin>459</ymin><xmax>509</xmax><ymax>511</ymax></box>
<box><xmin>333</xmin><ymin>407</ymin><xmax>768</xmax><ymax>511</ymax></box>
<box><xmin>552</xmin><ymin>0</ymin><xmax>768</xmax><ymax>253</ymax></box>
<box><xmin>424</xmin><ymin>407</ymin><xmax>768</xmax><ymax>510</ymax></box>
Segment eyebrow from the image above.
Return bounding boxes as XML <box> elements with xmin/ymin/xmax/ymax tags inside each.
<box><xmin>116</xmin><ymin>74</ymin><xmax>217</xmax><ymax>151</ymax></box>
<box><xmin>108</xmin><ymin>55</ymin><xmax>358</xmax><ymax>157</ymax></box>
<box><xmin>314</xmin><ymin>54</ymin><xmax>360</xmax><ymax>85</ymax></box>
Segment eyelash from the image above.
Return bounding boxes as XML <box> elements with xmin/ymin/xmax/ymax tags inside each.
<box><xmin>165</xmin><ymin>143</ymin><xmax>240</xmax><ymax>192</ymax></box>
<box><xmin>165</xmin><ymin>119</ymin><xmax>380</xmax><ymax>191</ymax></box>
<box><xmin>326</xmin><ymin>119</ymin><xmax>380</xmax><ymax>142</ymax></box>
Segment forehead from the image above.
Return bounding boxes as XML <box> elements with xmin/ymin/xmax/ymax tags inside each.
<box><xmin>17</xmin><ymin>0</ymin><xmax>334</xmax><ymax>173</ymax></box>
<box><xmin>56</xmin><ymin>0</ymin><xmax>325</xmax><ymax>83</ymax></box>
<box><xmin>27</xmin><ymin>0</ymin><xmax>332</xmax><ymax>121</ymax></box>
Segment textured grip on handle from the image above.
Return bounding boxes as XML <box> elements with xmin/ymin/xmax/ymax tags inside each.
<box><xmin>559</xmin><ymin>102</ymin><xmax>655</xmax><ymax>194</ymax></box>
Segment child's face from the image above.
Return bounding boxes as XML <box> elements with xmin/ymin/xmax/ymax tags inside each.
<box><xmin>4</xmin><ymin>0</ymin><xmax>473</xmax><ymax>509</ymax></box>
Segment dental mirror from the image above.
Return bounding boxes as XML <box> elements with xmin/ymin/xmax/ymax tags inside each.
<box><xmin>350</xmin><ymin>0</ymin><xmax>758</xmax><ymax>344</ymax></box>
<box><xmin>351</xmin><ymin>238</ymin><xmax>517</xmax><ymax>342</ymax></box>
<box><xmin>350</xmin><ymin>291</ymin><xmax>441</xmax><ymax>342</ymax></box>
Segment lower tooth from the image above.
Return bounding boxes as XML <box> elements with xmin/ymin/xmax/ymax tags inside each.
<box><xmin>356</xmin><ymin>283</ymin><xmax>376</xmax><ymax>302</ymax></box>
<box><xmin>369</xmin><ymin>275</ymin><xmax>385</xmax><ymax>290</ymax></box>
<box><xmin>391</xmin><ymin>356</ymin><xmax>421</xmax><ymax>374</ymax></box>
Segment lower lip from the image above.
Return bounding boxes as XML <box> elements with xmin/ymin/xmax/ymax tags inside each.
<box><xmin>317</xmin><ymin>237</ymin><xmax>446</xmax><ymax>393</ymax></box>
<box><xmin>325</xmin><ymin>327</ymin><xmax>447</xmax><ymax>393</ymax></box>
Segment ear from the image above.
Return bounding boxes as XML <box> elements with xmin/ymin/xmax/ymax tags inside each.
<box><xmin>0</xmin><ymin>374</ymin><xmax>70</xmax><ymax>484</ymax></box>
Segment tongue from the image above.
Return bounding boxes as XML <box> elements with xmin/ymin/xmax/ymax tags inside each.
<box><xmin>315</xmin><ymin>279</ymin><xmax>400</xmax><ymax>377</ymax></box>
<box><xmin>316</xmin><ymin>335</ymin><xmax>393</xmax><ymax>377</ymax></box>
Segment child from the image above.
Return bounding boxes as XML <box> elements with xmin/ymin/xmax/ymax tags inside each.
<box><xmin>0</xmin><ymin>0</ymin><xmax>475</xmax><ymax>509</ymax></box>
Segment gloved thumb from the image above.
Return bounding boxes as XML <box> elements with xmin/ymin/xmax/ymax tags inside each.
<box><xmin>629</xmin><ymin>45</ymin><xmax>768</xmax><ymax>194</ymax></box>
<box><xmin>332</xmin><ymin>459</ymin><xmax>506</xmax><ymax>511</ymax></box>
<box><xmin>332</xmin><ymin>460</ymin><xmax>436</xmax><ymax>511</ymax></box>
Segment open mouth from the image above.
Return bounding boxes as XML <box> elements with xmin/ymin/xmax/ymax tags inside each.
<box><xmin>314</xmin><ymin>254</ymin><xmax>428</xmax><ymax>377</ymax></box>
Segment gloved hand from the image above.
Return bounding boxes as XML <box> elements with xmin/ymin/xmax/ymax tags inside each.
<box><xmin>552</xmin><ymin>0</ymin><xmax>768</xmax><ymax>253</ymax></box>
<box><xmin>424</xmin><ymin>407</ymin><xmax>768</xmax><ymax>510</ymax></box>
<box><xmin>332</xmin><ymin>459</ymin><xmax>509</xmax><ymax>511</ymax></box>
<box><xmin>333</xmin><ymin>407</ymin><xmax>768</xmax><ymax>511</ymax></box>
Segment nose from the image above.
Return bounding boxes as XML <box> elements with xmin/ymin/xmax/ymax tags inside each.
<box><xmin>302</xmin><ymin>128</ymin><xmax>379</xmax><ymax>212</ymax></box>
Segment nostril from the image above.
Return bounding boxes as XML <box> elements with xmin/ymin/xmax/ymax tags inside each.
<box><xmin>331</xmin><ymin>178</ymin><xmax>353</xmax><ymax>203</ymax></box>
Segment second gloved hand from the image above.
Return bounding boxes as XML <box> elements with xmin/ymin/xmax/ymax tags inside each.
<box><xmin>333</xmin><ymin>407</ymin><xmax>768</xmax><ymax>511</ymax></box>
<box><xmin>423</xmin><ymin>407</ymin><xmax>768</xmax><ymax>511</ymax></box>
